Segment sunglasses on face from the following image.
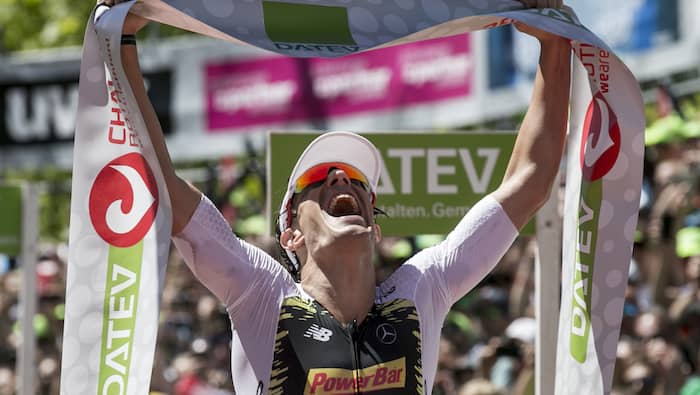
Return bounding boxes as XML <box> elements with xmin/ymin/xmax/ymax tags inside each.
<box><xmin>294</xmin><ymin>162</ymin><xmax>371</xmax><ymax>194</ymax></box>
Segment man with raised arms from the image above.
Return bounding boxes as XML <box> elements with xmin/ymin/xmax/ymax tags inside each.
<box><xmin>100</xmin><ymin>0</ymin><xmax>570</xmax><ymax>392</ymax></box>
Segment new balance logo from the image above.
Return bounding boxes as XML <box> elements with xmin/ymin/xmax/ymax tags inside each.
<box><xmin>304</xmin><ymin>324</ymin><xmax>333</xmax><ymax>342</ymax></box>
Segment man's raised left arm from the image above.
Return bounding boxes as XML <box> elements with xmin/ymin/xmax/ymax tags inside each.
<box><xmin>491</xmin><ymin>24</ymin><xmax>572</xmax><ymax>229</ymax></box>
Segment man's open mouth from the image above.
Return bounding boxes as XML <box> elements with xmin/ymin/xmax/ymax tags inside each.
<box><xmin>327</xmin><ymin>194</ymin><xmax>360</xmax><ymax>217</ymax></box>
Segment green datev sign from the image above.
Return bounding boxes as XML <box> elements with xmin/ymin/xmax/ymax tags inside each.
<box><xmin>0</xmin><ymin>186</ymin><xmax>22</xmax><ymax>256</ymax></box>
<box><xmin>268</xmin><ymin>132</ymin><xmax>532</xmax><ymax>236</ymax></box>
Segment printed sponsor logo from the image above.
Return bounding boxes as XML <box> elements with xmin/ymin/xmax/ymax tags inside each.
<box><xmin>375</xmin><ymin>323</ymin><xmax>397</xmax><ymax>345</ymax></box>
<box><xmin>89</xmin><ymin>152</ymin><xmax>159</xmax><ymax>248</ymax></box>
<box><xmin>2</xmin><ymin>82</ymin><xmax>78</xmax><ymax>144</ymax></box>
<box><xmin>576</xmin><ymin>44</ymin><xmax>611</xmax><ymax>94</ymax></box>
<box><xmin>313</xmin><ymin>65</ymin><xmax>391</xmax><ymax>100</ymax></box>
<box><xmin>569</xmin><ymin>87</ymin><xmax>618</xmax><ymax>362</ymax></box>
<box><xmin>580</xmin><ymin>92</ymin><xmax>621</xmax><ymax>181</ymax></box>
<box><xmin>401</xmin><ymin>54</ymin><xmax>471</xmax><ymax>86</ymax></box>
<box><xmin>98</xmin><ymin>242</ymin><xmax>143</xmax><ymax>395</ymax></box>
<box><xmin>0</xmin><ymin>71</ymin><xmax>171</xmax><ymax>146</ymax></box>
<box><xmin>213</xmin><ymin>80</ymin><xmax>296</xmax><ymax>112</ymax></box>
<box><xmin>263</xmin><ymin>1</ymin><xmax>357</xmax><ymax>54</ymax></box>
<box><xmin>569</xmin><ymin>180</ymin><xmax>602</xmax><ymax>362</ymax></box>
<box><xmin>377</xmin><ymin>147</ymin><xmax>500</xmax><ymax>195</ymax></box>
<box><xmin>304</xmin><ymin>324</ymin><xmax>333</xmax><ymax>342</ymax></box>
<box><xmin>304</xmin><ymin>357</ymin><xmax>406</xmax><ymax>395</ymax></box>
<box><xmin>273</xmin><ymin>43</ymin><xmax>360</xmax><ymax>54</ymax></box>
<box><xmin>93</xmin><ymin>36</ymin><xmax>161</xmax><ymax>395</ymax></box>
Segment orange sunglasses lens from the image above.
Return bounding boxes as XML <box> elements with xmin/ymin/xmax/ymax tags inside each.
<box><xmin>295</xmin><ymin>162</ymin><xmax>369</xmax><ymax>193</ymax></box>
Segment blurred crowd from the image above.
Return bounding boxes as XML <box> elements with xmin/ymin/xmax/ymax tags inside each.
<box><xmin>1</xmin><ymin>90</ymin><xmax>700</xmax><ymax>395</ymax></box>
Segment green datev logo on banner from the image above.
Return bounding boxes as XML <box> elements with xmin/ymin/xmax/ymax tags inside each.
<box><xmin>569</xmin><ymin>180</ymin><xmax>601</xmax><ymax>362</ymax></box>
<box><xmin>268</xmin><ymin>132</ymin><xmax>527</xmax><ymax>236</ymax></box>
<box><xmin>0</xmin><ymin>186</ymin><xmax>22</xmax><ymax>256</ymax></box>
<box><xmin>569</xmin><ymin>91</ymin><xmax>622</xmax><ymax>363</ymax></box>
<box><xmin>98</xmin><ymin>243</ymin><xmax>143</xmax><ymax>393</ymax></box>
<box><xmin>262</xmin><ymin>1</ymin><xmax>359</xmax><ymax>54</ymax></box>
<box><xmin>88</xmin><ymin>153</ymin><xmax>159</xmax><ymax>394</ymax></box>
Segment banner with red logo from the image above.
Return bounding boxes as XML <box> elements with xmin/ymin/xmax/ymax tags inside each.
<box><xmin>61</xmin><ymin>4</ymin><xmax>171</xmax><ymax>395</ymax></box>
<box><xmin>553</xmin><ymin>43</ymin><xmax>645</xmax><ymax>393</ymax></box>
<box><xmin>62</xmin><ymin>1</ymin><xmax>643</xmax><ymax>394</ymax></box>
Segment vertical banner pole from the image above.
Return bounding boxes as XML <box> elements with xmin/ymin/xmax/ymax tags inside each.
<box><xmin>535</xmin><ymin>173</ymin><xmax>562</xmax><ymax>395</ymax></box>
<box><xmin>17</xmin><ymin>183</ymin><xmax>39</xmax><ymax>395</ymax></box>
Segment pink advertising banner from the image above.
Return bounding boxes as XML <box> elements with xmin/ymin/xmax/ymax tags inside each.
<box><xmin>205</xmin><ymin>34</ymin><xmax>472</xmax><ymax>131</ymax></box>
<box><xmin>206</xmin><ymin>56</ymin><xmax>311</xmax><ymax>130</ymax></box>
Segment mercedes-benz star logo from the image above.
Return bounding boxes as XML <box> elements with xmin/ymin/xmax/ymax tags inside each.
<box><xmin>376</xmin><ymin>323</ymin><xmax>397</xmax><ymax>345</ymax></box>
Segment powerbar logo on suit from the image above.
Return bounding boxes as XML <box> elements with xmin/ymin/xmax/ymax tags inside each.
<box><xmin>304</xmin><ymin>357</ymin><xmax>406</xmax><ymax>395</ymax></box>
<box><xmin>570</xmin><ymin>91</ymin><xmax>620</xmax><ymax>362</ymax></box>
<box><xmin>88</xmin><ymin>152</ymin><xmax>159</xmax><ymax>394</ymax></box>
<box><xmin>262</xmin><ymin>1</ymin><xmax>360</xmax><ymax>54</ymax></box>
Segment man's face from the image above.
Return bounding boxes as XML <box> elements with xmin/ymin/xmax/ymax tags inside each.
<box><xmin>291</xmin><ymin>165</ymin><xmax>376</xmax><ymax>240</ymax></box>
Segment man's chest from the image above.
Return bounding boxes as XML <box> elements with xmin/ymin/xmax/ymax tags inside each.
<box><xmin>268</xmin><ymin>297</ymin><xmax>425</xmax><ymax>394</ymax></box>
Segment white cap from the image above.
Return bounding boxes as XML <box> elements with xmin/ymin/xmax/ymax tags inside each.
<box><xmin>277</xmin><ymin>131</ymin><xmax>382</xmax><ymax>271</ymax></box>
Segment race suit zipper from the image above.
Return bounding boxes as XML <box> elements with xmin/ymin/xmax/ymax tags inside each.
<box><xmin>349</xmin><ymin>319</ymin><xmax>361</xmax><ymax>395</ymax></box>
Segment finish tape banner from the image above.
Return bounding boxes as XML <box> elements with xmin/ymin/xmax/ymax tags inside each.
<box><xmin>61</xmin><ymin>4</ymin><xmax>172</xmax><ymax>395</ymax></box>
<box><xmin>61</xmin><ymin>1</ymin><xmax>644</xmax><ymax>394</ymax></box>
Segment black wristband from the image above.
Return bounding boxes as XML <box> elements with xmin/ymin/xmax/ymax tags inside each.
<box><xmin>121</xmin><ymin>34</ymin><xmax>137</xmax><ymax>45</ymax></box>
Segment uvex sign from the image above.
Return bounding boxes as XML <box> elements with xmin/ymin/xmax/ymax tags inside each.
<box><xmin>0</xmin><ymin>70</ymin><xmax>172</xmax><ymax>146</ymax></box>
<box><xmin>268</xmin><ymin>132</ymin><xmax>525</xmax><ymax>236</ymax></box>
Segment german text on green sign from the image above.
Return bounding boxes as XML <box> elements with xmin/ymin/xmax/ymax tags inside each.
<box><xmin>268</xmin><ymin>132</ymin><xmax>524</xmax><ymax>236</ymax></box>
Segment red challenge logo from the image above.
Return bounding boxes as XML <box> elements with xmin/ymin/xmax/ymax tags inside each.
<box><xmin>89</xmin><ymin>153</ymin><xmax>159</xmax><ymax>248</ymax></box>
<box><xmin>579</xmin><ymin>92</ymin><xmax>621</xmax><ymax>181</ymax></box>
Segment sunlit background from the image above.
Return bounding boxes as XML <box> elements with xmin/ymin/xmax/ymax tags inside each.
<box><xmin>1</xmin><ymin>1</ymin><xmax>700</xmax><ymax>394</ymax></box>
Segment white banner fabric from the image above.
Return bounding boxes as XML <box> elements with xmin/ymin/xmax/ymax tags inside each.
<box><xmin>61</xmin><ymin>4</ymin><xmax>172</xmax><ymax>395</ymax></box>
